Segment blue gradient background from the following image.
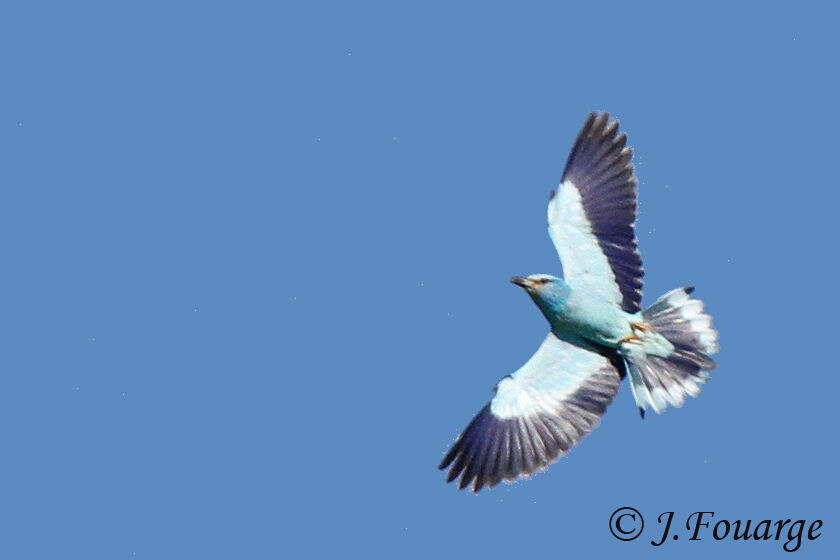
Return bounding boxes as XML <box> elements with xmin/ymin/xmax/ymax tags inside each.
<box><xmin>1</xmin><ymin>2</ymin><xmax>837</xmax><ymax>558</ymax></box>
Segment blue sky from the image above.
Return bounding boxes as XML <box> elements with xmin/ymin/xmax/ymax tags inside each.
<box><xmin>1</xmin><ymin>2</ymin><xmax>838</xmax><ymax>558</ymax></box>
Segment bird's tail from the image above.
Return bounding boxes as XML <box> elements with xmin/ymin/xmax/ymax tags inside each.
<box><xmin>620</xmin><ymin>287</ymin><xmax>719</xmax><ymax>415</ymax></box>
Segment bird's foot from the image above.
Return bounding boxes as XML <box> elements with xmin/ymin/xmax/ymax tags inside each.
<box><xmin>619</xmin><ymin>322</ymin><xmax>654</xmax><ymax>344</ymax></box>
<box><xmin>631</xmin><ymin>322</ymin><xmax>653</xmax><ymax>332</ymax></box>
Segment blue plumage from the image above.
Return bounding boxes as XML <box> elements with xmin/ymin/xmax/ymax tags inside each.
<box><xmin>440</xmin><ymin>112</ymin><xmax>719</xmax><ymax>492</ymax></box>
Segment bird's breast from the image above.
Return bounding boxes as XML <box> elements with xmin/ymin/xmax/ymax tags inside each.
<box><xmin>548</xmin><ymin>289</ymin><xmax>633</xmax><ymax>348</ymax></box>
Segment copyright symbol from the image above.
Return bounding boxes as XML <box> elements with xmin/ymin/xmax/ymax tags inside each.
<box><xmin>609</xmin><ymin>507</ymin><xmax>644</xmax><ymax>541</ymax></box>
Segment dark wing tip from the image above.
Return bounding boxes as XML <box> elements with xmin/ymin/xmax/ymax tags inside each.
<box><xmin>581</xmin><ymin>111</ymin><xmax>599</xmax><ymax>133</ymax></box>
<box><xmin>591</xmin><ymin>110</ymin><xmax>611</xmax><ymax>130</ymax></box>
<box><xmin>584</xmin><ymin>110</ymin><xmax>616</xmax><ymax>133</ymax></box>
<box><xmin>438</xmin><ymin>445</ymin><xmax>459</xmax><ymax>471</ymax></box>
<box><xmin>638</xmin><ymin>407</ymin><xmax>645</xmax><ymax>420</ymax></box>
<box><xmin>440</xmin><ymin>405</ymin><xmax>568</xmax><ymax>493</ymax></box>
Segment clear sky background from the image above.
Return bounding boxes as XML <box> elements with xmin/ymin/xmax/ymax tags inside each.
<box><xmin>2</xmin><ymin>2</ymin><xmax>838</xmax><ymax>558</ymax></box>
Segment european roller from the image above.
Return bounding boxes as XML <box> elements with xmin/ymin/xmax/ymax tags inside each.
<box><xmin>439</xmin><ymin>111</ymin><xmax>719</xmax><ymax>492</ymax></box>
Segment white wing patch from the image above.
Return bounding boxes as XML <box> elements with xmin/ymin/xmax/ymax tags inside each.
<box><xmin>491</xmin><ymin>333</ymin><xmax>615</xmax><ymax>418</ymax></box>
<box><xmin>548</xmin><ymin>179</ymin><xmax>623</xmax><ymax>305</ymax></box>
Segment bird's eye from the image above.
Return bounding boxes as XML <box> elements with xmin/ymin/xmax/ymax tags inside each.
<box><xmin>537</xmin><ymin>278</ymin><xmax>550</xmax><ymax>284</ymax></box>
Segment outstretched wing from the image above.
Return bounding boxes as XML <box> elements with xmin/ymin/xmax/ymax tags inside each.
<box><xmin>439</xmin><ymin>334</ymin><xmax>623</xmax><ymax>492</ymax></box>
<box><xmin>548</xmin><ymin>111</ymin><xmax>644</xmax><ymax>313</ymax></box>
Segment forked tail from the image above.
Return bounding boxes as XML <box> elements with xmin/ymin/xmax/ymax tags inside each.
<box><xmin>621</xmin><ymin>287</ymin><xmax>719</xmax><ymax>415</ymax></box>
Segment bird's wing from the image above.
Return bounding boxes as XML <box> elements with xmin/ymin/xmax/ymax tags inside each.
<box><xmin>548</xmin><ymin>111</ymin><xmax>644</xmax><ymax>313</ymax></box>
<box><xmin>439</xmin><ymin>333</ymin><xmax>623</xmax><ymax>492</ymax></box>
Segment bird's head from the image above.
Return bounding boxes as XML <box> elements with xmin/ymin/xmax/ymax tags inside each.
<box><xmin>510</xmin><ymin>274</ymin><xmax>570</xmax><ymax>315</ymax></box>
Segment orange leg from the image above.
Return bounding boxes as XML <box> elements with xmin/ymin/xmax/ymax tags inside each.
<box><xmin>619</xmin><ymin>322</ymin><xmax>653</xmax><ymax>344</ymax></box>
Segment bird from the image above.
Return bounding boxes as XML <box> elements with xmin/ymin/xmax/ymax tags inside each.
<box><xmin>439</xmin><ymin>111</ymin><xmax>719</xmax><ymax>492</ymax></box>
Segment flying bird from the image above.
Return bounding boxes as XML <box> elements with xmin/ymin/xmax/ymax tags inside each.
<box><xmin>439</xmin><ymin>111</ymin><xmax>719</xmax><ymax>492</ymax></box>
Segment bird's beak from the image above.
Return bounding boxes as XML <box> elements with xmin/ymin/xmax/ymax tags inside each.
<box><xmin>510</xmin><ymin>276</ymin><xmax>532</xmax><ymax>289</ymax></box>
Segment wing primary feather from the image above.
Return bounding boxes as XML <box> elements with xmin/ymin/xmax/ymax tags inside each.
<box><xmin>438</xmin><ymin>439</ymin><xmax>460</xmax><ymax>471</ymax></box>
<box><xmin>517</xmin><ymin>419</ymin><xmax>537</xmax><ymax>476</ymax></box>
<box><xmin>446</xmin><ymin>439</ymin><xmax>470</xmax><ymax>483</ymax></box>
<box><xmin>507</xmin><ymin>423</ymin><xmax>523</xmax><ymax>479</ymax></box>
<box><xmin>523</xmin><ymin>418</ymin><xmax>549</xmax><ymax>470</ymax></box>
<box><xmin>496</xmin><ymin>423</ymin><xmax>512</xmax><ymax>484</ymax></box>
<box><xmin>531</xmin><ymin>416</ymin><xmax>561</xmax><ymax>462</ymax></box>
<box><xmin>461</xmin><ymin>418</ymin><xmax>493</xmax><ymax>491</ymax></box>
<box><xmin>476</xmin><ymin>417</ymin><xmax>504</xmax><ymax>491</ymax></box>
